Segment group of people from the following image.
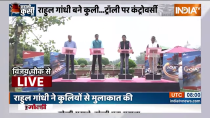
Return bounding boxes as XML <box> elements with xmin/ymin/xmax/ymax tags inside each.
<box><xmin>64</xmin><ymin>34</ymin><xmax>160</xmax><ymax>75</ymax></box>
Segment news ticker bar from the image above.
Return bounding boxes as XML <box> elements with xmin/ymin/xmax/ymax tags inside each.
<box><xmin>9</xmin><ymin>4</ymin><xmax>201</xmax><ymax>17</ymax></box>
<box><xmin>11</xmin><ymin>104</ymin><xmax>201</xmax><ymax>113</ymax></box>
<box><xmin>9</xmin><ymin>92</ymin><xmax>201</xmax><ymax>104</ymax></box>
<box><xmin>19</xmin><ymin>104</ymin><xmax>141</xmax><ymax>113</ymax></box>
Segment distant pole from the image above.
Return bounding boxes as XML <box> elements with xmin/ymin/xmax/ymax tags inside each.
<box><xmin>113</xmin><ymin>64</ymin><xmax>114</xmax><ymax>77</ymax></box>
<box><xmin>13</xmin><ymin>20</ymin><xmax>23</xmax><ymax>66</ymax></box>
<box><xmin>13</xmin><ymin>24</ymin><xmax>18</xmax><ymax>66</ymax></box>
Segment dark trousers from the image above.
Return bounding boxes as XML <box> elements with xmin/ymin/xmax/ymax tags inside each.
<box><xmin>92</xmin><ymin>55</ymin><xmax>102</xmax><ymax>74</ymax></box>
<box><xmin>120</xmin><ymin>55</ymin><xmax>129</xmax><ymax>74</ymax></box>
<box><xmin>66</xmin><ymin>55</ymin><xmax>74</xmax><ymax>74</ymax></box>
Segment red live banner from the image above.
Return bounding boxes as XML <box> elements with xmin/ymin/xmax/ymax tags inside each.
<box><xmin>12</xmin><ymin>76</ymin><xmax>52</xmax><ymax>87</ymax></box>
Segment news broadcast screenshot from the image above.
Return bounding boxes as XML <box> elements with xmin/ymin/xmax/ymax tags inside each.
<box><xmin>9</xmin><ymin>3</ymin><xmax>202</xmax><ymax>113</ymax></box>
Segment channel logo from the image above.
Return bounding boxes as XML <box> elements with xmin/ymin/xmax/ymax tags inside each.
<box><xmin>174</xmin><ymin>4</ymin><xmax>201</xmax><ymax>16</ymax></box>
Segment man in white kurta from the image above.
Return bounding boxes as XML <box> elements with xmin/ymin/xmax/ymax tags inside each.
<box><xmin>147</xmin><ymin>36</ymin><xmax>159</xmax><ymax>73</ymax></box>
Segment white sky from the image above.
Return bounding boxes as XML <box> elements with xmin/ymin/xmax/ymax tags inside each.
<box><xmin>10</xmin><ymin>17</ymin><xmax>201</xmax><ymax>61</ymax></box>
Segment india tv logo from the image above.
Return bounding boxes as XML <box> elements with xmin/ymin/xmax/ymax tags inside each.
<box><xmin>9</xmin><ymin>3</ymin><xmax>36</xmax><ymax>16</ymax></box>
<box><xmin>174</xmin><ymin>4</ymin><xmax>201</xmax><ymax>16</ymax></box>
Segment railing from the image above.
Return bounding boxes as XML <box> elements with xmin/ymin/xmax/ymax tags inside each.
<box><xmin>16</xmin><ymin>64</ymin><xmax>145</xmax><ymax>69</ymax></box>
<box><xmin>15</xmin><ymin>64</ymin><xmax>146</xmax><ymax>77</ymax></box>
<box><xmin>74</xmin><ymin>69</ymin><xmax>145</xmax><ymax>77</ymax></box>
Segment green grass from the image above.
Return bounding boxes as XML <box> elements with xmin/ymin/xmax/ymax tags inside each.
<box><xmin>14</xmin><ymin>88</ymin><xmax>43</xmax><ymax>92</ymax></box>
<box><xmin>15</xmin><ymin>88</ymin><xmax>22</xmax><ymax>92</ymax></box>
<box><xmin>14</xmin><ymin>87</ymin><xmax>199</xmax><ymax>92</ymax></box>
<box><xmin>180</xmin><ymin>89</ymin><xmax>199</xmax><ymax>92</ymax></box>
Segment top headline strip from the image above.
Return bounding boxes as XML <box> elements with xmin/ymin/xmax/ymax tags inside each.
<box><xmin>9</xmin><ymin>4</ymin><xmax>201</xmax><ymax>17</ymax></box>
<box><xmin>37</xmin><ymin>5</ymin><xmax>158</xmax><ymax>16</ymax></box>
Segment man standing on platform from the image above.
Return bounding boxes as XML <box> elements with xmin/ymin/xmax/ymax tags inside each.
<box><xmin>64</xmin><ymin>35</ymin><xmax>77</xmax><ymax>75</ymax></box>
<box><xmin>147</xmin><ymin>36</ymin><xmax>159</xmax><ymax>74</ymax></box>
<box><xmin>91</xmin><ymin>34</ymin><xmax>103</xmax><ymax>75</ymax></box>
<box><xmin>118</xmin><ymin>35</ymin><xmax>133</xmax><ymax>75</ymax></box>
